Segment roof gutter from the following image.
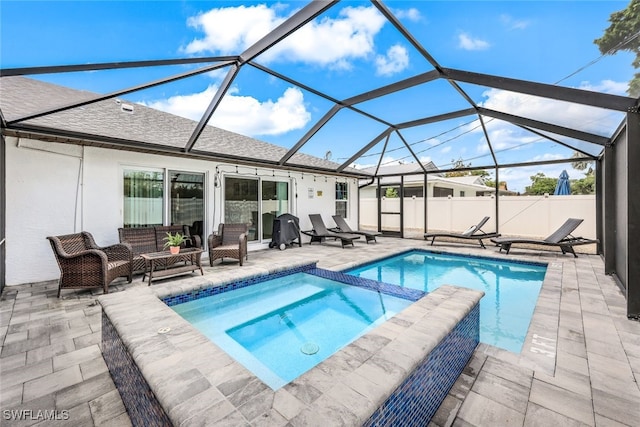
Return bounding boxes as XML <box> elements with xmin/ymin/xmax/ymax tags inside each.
<box><xmin>359</xmin><ymin>177</ymin><xmax>375</xmax><ymax>189</ymax></box>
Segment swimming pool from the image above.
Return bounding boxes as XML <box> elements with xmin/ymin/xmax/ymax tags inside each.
<box><xmin>171</xmin><ymin>271</ymin><xmax>413</xmax><ymax>389</ymax></box>
<box><xmin>346</xmin><ymin>250</ymin><xmax>546</xmax><ymax>353</ymax></box>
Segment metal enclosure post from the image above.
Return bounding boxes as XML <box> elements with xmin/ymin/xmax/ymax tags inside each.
<box><xmin>495</xmin><ymin>167</ymin><xmax>499</xmax><ymax>233</ymax></box>
<box><xmin>423</xmin><ymin>174</ymin><xmax>428</xmax><ymax>233</ymax></box>
<box><xmin>0</xmin><ymin>135</ymin><xmax>5</xmax><ymax>293</ymax></box>
<box><xmin>595</xmin><ymin>160</ymin><xmax>603</xmax><ymax>255</ymax></box>
<box><xmin>603</xmin><ymin>145</ymin><xmax>616</xmax><ymax>275</ymax></box>
<box><xmin>626</xmin><ymin>112</ymin><xmax>640</xmax><ymax>319</ymax></box>
<box><xmin>377</xmin><ymin>177</ymin><xmax>382</xmax><ymax>233</ymax></box>
<box><xmin>400</xmin><ymin>176</ymin><xmax>404</xmax><ymax>238</ymax></box>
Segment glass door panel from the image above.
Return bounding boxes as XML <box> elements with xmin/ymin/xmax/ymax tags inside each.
<box><xmin>123</xmin><ymin>169</ymin><xmax>164</xmax><ymax>228</ymax></box>
<box><xmin>169</xmin><ymin>171</ymin><xmax>205</xmax><ymax>244</ymax></box>
<box><xmin>224</xmin><ymin>177</ymin><xmax>259</xmax><ymax>242</ymax></box>
<box><xmin>261</xmin><ymin>181</ymin><xmax>289</xmax><ymax>241</ymax></box>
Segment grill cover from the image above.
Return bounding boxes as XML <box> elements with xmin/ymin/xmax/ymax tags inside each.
<box><xmin>270</xmin><ymin>213</ymin><xmax>301</xmax><ymax>249</ymax></box>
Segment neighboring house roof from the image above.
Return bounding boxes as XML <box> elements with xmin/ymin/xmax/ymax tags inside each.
<box><xmin>361</xmin><ymin>161</ymin><xmax>440</xmax><ymax>176</ymax></box>
<box><xmin>430</xmin><ymin>175</ymin><xmax>493</xmax><ymax>191</ymax></box>
<box><xmin>0</xmin><ymin>76</ymin><xmax>364</xmax><ymax>175</ymax></box>
<box><xmin>444</xmin><ymin>175</ymin><xmax>486</xmax><ymax>186</ymax></box>
<box><xmin>359</xmin><ymin>162</ymin><xmax>501</xmax><ymax>193</ymax></box>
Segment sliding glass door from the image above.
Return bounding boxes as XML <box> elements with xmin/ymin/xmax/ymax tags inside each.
<box><xmin>224</xmin><ymin>177</ymin><xmax>259</xmax><ymax>242</ymax></box>
<box><xmin>123</xmin><ymin>169</ymin><xmax>164</xmax><ymax>227</ymax></box>
<box><xmin>123</xmin><ymin>168</ymin><xmax>205</xmax><ymax>243</ymax></box>
<box><xmin>261</xmin><ymin>181</ymin><xmax>289</xmax><ymax>241</ymax></box>
<box><xmin>224</xmin><ymin>176</ymin><xmax>290</xmax><ymax>243</ymax></box>
<box><xmin>169</xmin><ymin>171</ymin><xmax>205</xmax><ymax>244</ymax></box>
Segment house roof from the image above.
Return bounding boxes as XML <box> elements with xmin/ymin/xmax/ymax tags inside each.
<box><xmin>361</xmin><ymin>161</ymin><xmax>439</xmax><ymax>176</ymax></box>
<box><xmin>0</xmin><ymin>76</ymin><xmax>364</xmax><ymax>176</ymax></box>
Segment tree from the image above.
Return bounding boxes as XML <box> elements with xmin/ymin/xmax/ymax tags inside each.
<box><xmin>384</xmin><ymin>187</ymin><xmax>399</xmax><ymax>198</ymax></box>
<box><xmin>444</xmin><ymin>157</ymin><xmax>489</xmax><ymax>178</ymax></box>
<box><xmin>484</xmin><ymin>179</ymin><xmax>508</xmax><ymax>190</ymax></box>
<box><xmin>571</xmin><ymin>173</ymin><xmax>596</xmax><ymax>194</ymax></box>
<box><xmin>524</xmin><ymin>173</ymin><xmax>557</xmax><ymax>195</ymax></box>
<box><xmin>594</xmin><ymin>0</ymin><xmax>640</xmax><ymax>96</ymax></box>
<box><xmin>571</xmin><ymin>151</ymin><xmax>594</xmax><ymax>175</ymax></box>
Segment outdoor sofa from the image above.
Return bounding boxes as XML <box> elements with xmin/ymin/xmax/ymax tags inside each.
<box><xmin>118</xmin><ymin>225</ymin><xmax>200</xmax><ymax>271</ymax></box>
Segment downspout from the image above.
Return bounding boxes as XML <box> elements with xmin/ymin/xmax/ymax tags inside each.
<box><xmin>358</xmin><ymin>177</ymin><xmax>374</xmax><ymax>189</ymax></box>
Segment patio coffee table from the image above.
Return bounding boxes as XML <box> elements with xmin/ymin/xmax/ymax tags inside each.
<box><xmin>141</xmin><ymin>248</ymin><xmax>204</xmax><ymax>286</ymax></box>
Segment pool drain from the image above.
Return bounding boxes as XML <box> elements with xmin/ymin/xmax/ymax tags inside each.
<box><xmin>300</xmin><ymin>342</ymin><xmax>319</xmax><ymax>355</ymax></box>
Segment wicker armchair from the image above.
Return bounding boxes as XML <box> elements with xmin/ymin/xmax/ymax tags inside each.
<box><xmin>47</xmin><ymin>231</ymin><xmax>133</xmax><ymax>297</ymax></box>
<box><xmin>208</xmin><ymin>223</ymin><xmax>248</xmax><ymax>266</ymax></box>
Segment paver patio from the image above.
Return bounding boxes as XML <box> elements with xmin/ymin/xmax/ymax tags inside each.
<box><xmin>1</xmin><ymin>237</ymin><xmax>638</xmax><ymax>426</ymax></box>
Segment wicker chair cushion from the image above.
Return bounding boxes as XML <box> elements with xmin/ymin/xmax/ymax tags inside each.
<box><xmin>108</xmin><ymin>260</ymin><xmax>129</xmax><ymax>270</ymax></box>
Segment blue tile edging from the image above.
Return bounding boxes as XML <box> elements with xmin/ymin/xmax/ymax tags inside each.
<box><xmin>363</xmin><ymin>303</ymin><xmax>480</xmax><ymax>426</ymax></box>
<box><xmin>102</xmin><ymin>311</ymin><xmax>171</xmax><ymax>427</ymax></box>
<box><xmin>161</xmin><ymin>262</ymin><xmax>317</xmax><ymax>306</ymax></box>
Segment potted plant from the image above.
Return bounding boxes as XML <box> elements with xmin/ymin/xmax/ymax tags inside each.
<box><xmin>163</xmin><ymin>232</ymin><xmax>188</xmax><ymax>254</ymax></box>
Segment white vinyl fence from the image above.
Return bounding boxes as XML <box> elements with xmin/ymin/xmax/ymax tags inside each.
<box><xmin>360</xmin><ymin>195</ymin><xmax>596</xmax><ymax>240</ymax></box>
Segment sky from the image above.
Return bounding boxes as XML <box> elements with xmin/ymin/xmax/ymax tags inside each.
<box><xmin>0</xmin><ymin>0</ymin><xmax>634</xmax><ymax>192</ymax></box>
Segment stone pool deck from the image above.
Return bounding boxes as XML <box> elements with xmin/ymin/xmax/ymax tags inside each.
<box><xmin>1</xmin><ymin>237</ymin><xmax>639</xmax><ymax>426</ymax></box>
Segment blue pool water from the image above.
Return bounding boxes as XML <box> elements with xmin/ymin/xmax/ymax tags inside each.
<box><xmin>171</xmin><ymin>272</ymin><xmax>412</xmax><ymax>389</ymax></box>
<box><xmin>346</xmin><ymin>250</ymin><xmax>546</xmax><ymax>353</ymax></box>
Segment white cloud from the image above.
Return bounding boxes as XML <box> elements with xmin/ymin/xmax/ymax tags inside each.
<box><xmin>183</xmin><ymin>4</ymin><xmax>389</xmax><ymax>70</ymax></box>
<box><xmin>499</xmin><ymin>14</ymin><xmax>530</xmax><ymax>30</ymax></box>
<box><xmin>476</xmin><ymin>126</ymin><xmax>539</xmax><ymax>154</ymax></box>
<box><xmin>183</xmin><ymin>4</ymin><xmax>285</xmax><ymax>54</ymax></box>
<box><xmin>578</xmin><ymin>79</ymin><xmax>628</xmax><ymax>95</ymax></box>
<box><xmin>478</xmin><ymin>86</ymin><xmax>625</xmax><ymax>135</ymax></box>
<box><xmin>142</xmin><ymin>85</ymin><xmax>311</xmax><ymax>137</ymax></box>
<box><xmin>393</xmin><ymin>8</ymin><xmax>422</xmax><ymax>22</ymax></box>
<box><xmin>458</xmin><ymin>32</ymin><xmax>490</xmax><ymax>51</ymax></box>
<box><xmin>375</xmin><ymin>44</ymin><xmax>409</xmax><ymax>76</ymax></box>
<box><xmin>464</xmin><ymin>83</ymin><xmax>622</xmax><ymax>191</ymax></box>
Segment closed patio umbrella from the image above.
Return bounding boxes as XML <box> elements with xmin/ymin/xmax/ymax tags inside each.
<box><xmin>554</xmin><ymin>170</ymin><xmax>571</xmax><ymax>195</ymax></box>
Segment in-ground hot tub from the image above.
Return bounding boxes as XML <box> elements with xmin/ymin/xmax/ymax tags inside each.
<box><xmin>100</xmin><ymin>261</ymin><xmax>482</xmax><ymax>426</ymax></box>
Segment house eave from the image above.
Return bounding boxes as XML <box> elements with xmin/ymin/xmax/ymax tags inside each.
<box><xmin>1</xmin><ymin>126</ymin><xmax>369</xmax><ymax>179</ymax></box>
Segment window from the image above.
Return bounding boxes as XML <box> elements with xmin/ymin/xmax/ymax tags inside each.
<box><xmin>433</xmin><ymin>186</ymin><xmax>453</xmax><ymax>197</ymax></box>
<box><xmin>460</xmin><ymin>190</ymin><xmax>465</xmax><ymax>197</ymax></box>
<box><xmin>336</xmin><ymin>182</ymin><xmax>348</xmax><ymax>218</ymax></box>
<box><xmin>404</xmin><ymin>186</ymin><xmax>424</xmax><ymax>198</ymax></box>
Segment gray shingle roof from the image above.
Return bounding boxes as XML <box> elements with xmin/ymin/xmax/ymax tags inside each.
<box><xmin>361</xmin><ymin>161</ymin><xmax>440</xmax><ymax>176</ymax></box>
<box><xmin>0</xmin><ymin>76</ymin><xmax>365</xmax><ymax>175</ymax></box>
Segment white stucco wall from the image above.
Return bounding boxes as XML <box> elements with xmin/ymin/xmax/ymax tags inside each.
<box><xmin>5</xmin><ymin>136</ymin><xmax>359</xmax><ymax>286</ymax></box>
